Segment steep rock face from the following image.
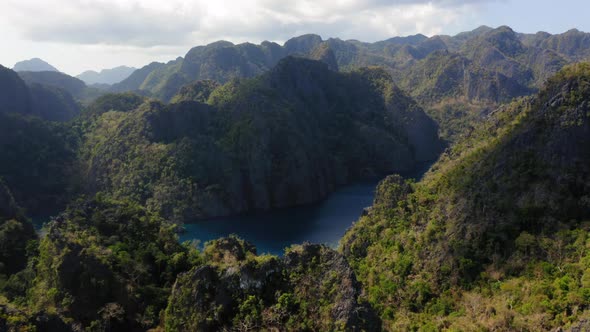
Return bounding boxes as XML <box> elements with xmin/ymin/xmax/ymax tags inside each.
<box><xmin>165</xmin><ymin>238</ymin><xmax>380</xmax><ymax>331</ymax></box>
<box><xmin>28</xmin><ymin>83</ymin><xmax>80</xmax><ymax>122</ymax></box>
<box><xmin>136</xmin><ymin>57</ymin><xmax>185</xmax><ymax>101</ymax></box>
<box><xmin>0</xmin><ymin>114</ymin><xmax>78</xmax><ymax>214</ymax></box>
<box><xmin>81</xmin><ymin>58</ymin><xmax>442</xmax><ymax>222</ymax></box>
<box><xmin>530</xmin><ymin>29</ymin><xmax>590</xmax><ymax>60</ymax></box>
<box><xmin>397</xmin><ymin>50</ymin><xmax>534</xmax><ymax>105</ymax></box>
<box><xmin>341</xmin><ymin>64</ymin><xmax>590</xmax><ymax>330</ymax></box>
<box><xmin>283</xmin><ymin>34</ymin><xmax>324</xmax><ymax>54</ymax></box>
<box><xmin>0</xmin><ymin>65</ymin><xmax>81</xmax><ymax>121</ymax></box>
<box><xmin>362</xmin><ymin>67</ymin><xmax>443</xmax><ymax>162</ymax></box>
<box><xmin>0</xmin><ymin>182</ymin><xmax>36</xmax><ymax>276</ymax></box>
<box><xmin>0</xmin><ymin>65</ymin><xmax>31</xmax><ymax>116</ymax></box>
<box><xmin>19</xmin><ymin>69</ymin><xmax>98</xmax><ymax>113</ymax></box>
<box><xmin>309</xmin><ymin>43</ymin><xmax>339</xmax><ymax>71</ymax></box>
<box><xmin>40</xmin><ymin>227</ymin><xmax>121</xmax><ymax>324</ymax></box>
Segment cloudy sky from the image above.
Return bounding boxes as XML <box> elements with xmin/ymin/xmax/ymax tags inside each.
<box><xmin>1</xmin><ymin>0</ymin><xmax>588</xmax><ymax>75</ymax></box>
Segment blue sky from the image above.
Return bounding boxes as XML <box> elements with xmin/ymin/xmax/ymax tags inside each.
<box><xmin>0</xmin><ymin>0</ymin><xmax>588</xmax><ymax>75</ymax></box>
<box><xmin>481</xmin><ymin>0</ymin><xmax>590</xmax><ymax>34</ymax></box>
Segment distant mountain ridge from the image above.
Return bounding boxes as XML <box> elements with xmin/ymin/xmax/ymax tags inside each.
<box><xmin>76</xmin><ymin>66</ymin><xmax>137</xmax><ymax>85</ymax></box>
<box><xmin>13</xmin><ymin>58</ymin><xmax>59</xmax><ymax>72</ymax></box>
<box><xmin>108</xmin><ymin>26</ymin><xmax>590</xmax><ymax>141</ymax></box>
<box><xmin>109</xmin><ymin>35</ymin><xmax>342</xmax><ymax>100</ymax></box>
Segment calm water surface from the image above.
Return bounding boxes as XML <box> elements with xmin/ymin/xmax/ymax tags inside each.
<box><xmin>179</xmin><ymin>181</ymin><xmax>378</xmax><ymax>255</ymax></box>
<box><xmin>180</xmin><ymin>162</ymin><xmax>432</xmax><ymax>255</ymax></box>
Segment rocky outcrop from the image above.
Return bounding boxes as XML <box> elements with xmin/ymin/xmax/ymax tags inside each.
<box><xmin>31</xmin><ymin>197</ymin><xmax>195</xmax><ymax>331</ymax></box>
<box><xmin>309</xmin><ymin>43</ymin><xmax>339</xmax><ymax>71</ymax></box>
<box><xmin>165</xmin><ymin>238</ymin><xmax>380</xmax><ymax>331</ymax></box>
<box><xmin>0</xmin><ymin>182</ymin><xmax>36</xmax><ymax>276</ymax></box>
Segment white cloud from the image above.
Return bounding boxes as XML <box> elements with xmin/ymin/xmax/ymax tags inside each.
<box><xmin>3</xmin><ymin>0</ymin><xmax>487</xmax><ymax>46</ymax></box>
<box><xmin>0</xmin><ymin>0</ymin><xmax>491</xmax><ymax>74</ymax></box>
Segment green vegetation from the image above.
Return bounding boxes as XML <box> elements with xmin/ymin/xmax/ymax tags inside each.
<box><xmin>0</xmin><ymin>65</ymin><xmax>31</xmax><ymax>116</ymax></box>
<box><xmin>0</xmin><ymin>113</ymin><xmax>78</xmax><ymax>215</ymax></box>
<box><xmin>0</xmin><ymin>65</ymin><xmax>83</xmax><ymax>121</ymax></box>
<box><xmin>79</xmin><ymin>57</ymin><xmax>441</xmax><ymax>223</ymax></box>
<box><xmin>17</xmin><ymin>71</ymin><xmax>86</xmax><ymax>99</ymax></box>
<box><xmin>0</xmin><ymin>182</ymin><xmax>38</xmax><ymax>331</ymax></box>
<box><xmin>165</xmin><ymin>237</ymin><xmax>378</xmax><ymax>331</ymax></box>
<box><xmin>341</xmin><ymin>63</ymin><xmax>590</xmax><ymax>330</ymax></box>
<box><xmin>169</xmin><ymin>80</ymin><xmax>220</xmax><ymax>104</ymax></box>
<box><xmin>0</xmin><ymin>182</ymin><xmax>36</xmax><ymax>277</ymax></box>
<box><xmin>29</xmin><ymin>196</ymin><xmax>201</xmax><ymax>330</ymax></box>
<box><xmin>109</xmin><ymin>26</ymin><xmax>590</xmax><ymax>144</ymax></box>
<box><xmin>1</xmin><ymin>29</ymin><xmax>590</xmax><ymax>331</ymax></box>
<box><xmin>18</xmin><ymin>70</ymin><xmax>107</xmax><ymax>106</ymax></box>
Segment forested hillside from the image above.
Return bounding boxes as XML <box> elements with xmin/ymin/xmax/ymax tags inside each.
<box><xmin>341</xmin><ymin>63</ymin><xmax>590</xmax><ymax>331</ymax></box>
<box><xmin>81</xmin><ymin>57</ymin><xmax>442</xmax><ymax>223</ymax></box>
<box><xmin>0</xmin><ymin>65</ymin><xmax>82</xmax><ymax>121</ymax></box>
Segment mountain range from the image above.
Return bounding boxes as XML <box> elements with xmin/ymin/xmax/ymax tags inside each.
<box><xmin>106</xmin><ymin>25</ymin><xmax>590</xmax><ymax>142</ymax></box>
<box><xmin>9</xmin><ymin>25</ymin><xmax>590</xmax><ymax>140</ymax></box>
<box><xmin>109</xmin><ymin>26</ymin><xmax>590</xmax><ymax>101</ymax></box>
<box><xmin>0</xmin><ymin>26</ymin><xmax>589</xmax><ymax>331</ymax></box>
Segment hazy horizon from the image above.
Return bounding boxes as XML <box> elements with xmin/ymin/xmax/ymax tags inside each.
<box><xmin>2</xmin><ymin>0</ymin><xmax>589</xmax><ymax>75</ymax></box>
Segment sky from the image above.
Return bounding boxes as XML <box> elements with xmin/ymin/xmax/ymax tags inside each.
<box><xmin>1</xmin><ymin>0</ymin><xmax>588</xmax><ymax>76</ymax></box>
